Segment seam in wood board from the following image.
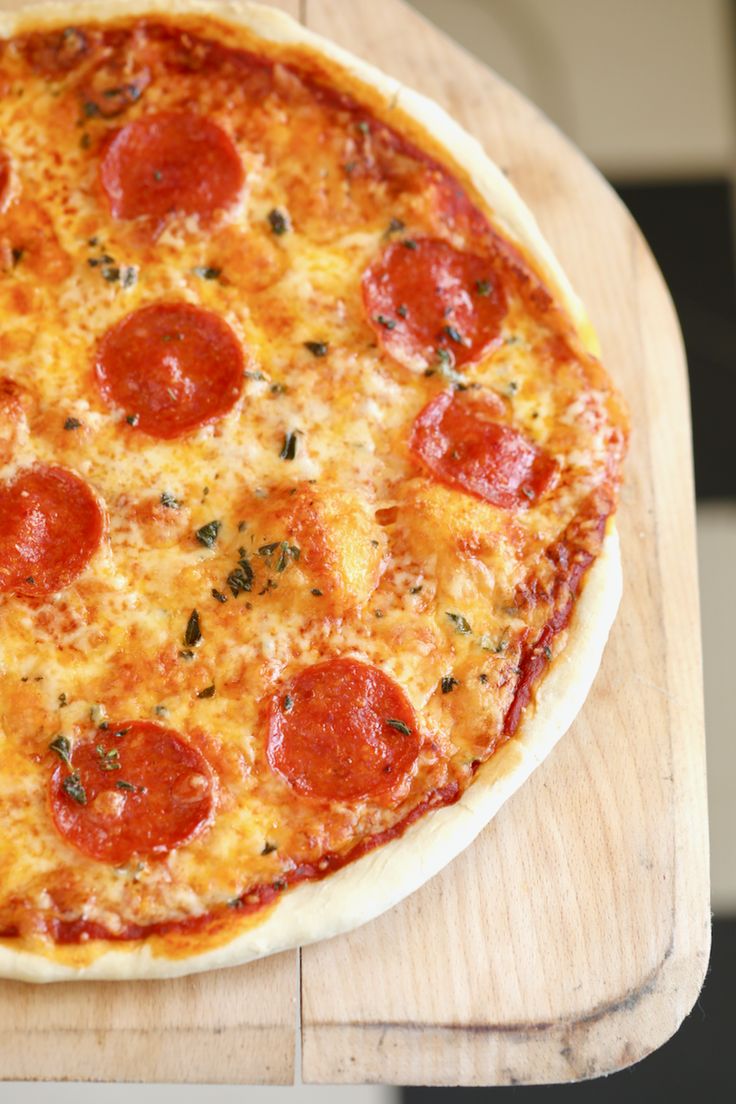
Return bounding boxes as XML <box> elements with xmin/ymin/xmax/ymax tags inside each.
<box><xmin>296</xmin><ymin>946</ymin><xmax>304</xmax><ymax>1085</ymax></box>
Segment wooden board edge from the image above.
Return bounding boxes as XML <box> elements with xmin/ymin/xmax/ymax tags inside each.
<box><xmin>301</xmin><ymin>925</ymin><xmax>711</xmax><ymax>1085</ymax></box>
<box><xmin>297</xmin><ymin>0</ymin><xmax>712</xmax><ymax>1085</ymax></box>
<box><xmin>0</xmin><ymin>1023</ymin><xmax>295</xmax><ymax>1084</ymax></box>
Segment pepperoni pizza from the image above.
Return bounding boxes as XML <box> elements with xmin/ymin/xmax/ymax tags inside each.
<box><xmin>0</xmin><ymin>1</ymin><xmax>628</xmax><ymax>980</ymax></box>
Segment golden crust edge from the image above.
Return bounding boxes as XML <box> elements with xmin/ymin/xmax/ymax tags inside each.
<box><xmin>0</xmin><ymin>0</ymin><xmax>620</xmax><ymax>980</ymax></box>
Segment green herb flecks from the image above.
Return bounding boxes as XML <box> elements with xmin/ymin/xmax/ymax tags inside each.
<box><xmin>49</xmin><ymin>735</ymin><xmax>72</xmax><ymax>767</ymax></box>
<box><xmin>304</xmin><ymin>341</ymin><xmax>328</xmax><ymax>358</ymax></box>
<box><xmin>90</xmin><ymin>702</ymin><xmax>108</xmax><ymax>727</ymax></box>
<box><xmin>193</xmin><ymin>265</ymin><xmax>222</xmax><ymax>281</ymax></box>
<box><xmin>64</xmin><ymin>416</ymin><xmax>82</xmax><ymax>431</ymax></box>
<box><xmin>195</xmin><ymin>520</ymin><xmax>221</xmax><ymax>549</ymax></box>
<box><xmin>115</xmin><ymin>780</ymin><xmax>136</xmax><ymax>792</ymax></box>
<box><xmin>95</xmin><ymin>744</ymin><xmax>121</xmax><ymax>771</ymax></box>
<box><xmin>475</xmin><ymin>279</ymin><xmax>492</xmax><ymax>296</ymax></box>
<box><xmin>259</xmin><ymin>541</ymin><xmax>300</xmax><ymax>573</ymax></box>
<box><xmin>227</xmin><ymin>551</ymin><xmax>254</xmax><ymax>598</ymax></box>
<box><xmin>441</xmin><ymin>676</ymin><xmax>460</xmax><ymax>694</ymax></box>
<box><xmin>446</xmin><ymin>611</ymin><xmax>472</xmax><ymax>635</ymax></box>
<box><xmin>443</xmin><ymin>325</ymin><xmax>466</xmax><ymax>346</ymax></box>
<box><xmin>282</xmin><ymin>694</ymin><xmax>294</xmax><ymax>714</ymax></box>
<box><xmin>384</xmin><ymin>216</ymin><xmax>405</xmax><ymax>238</ymax></box>
<box><xmin>268</xmin><ymin>208</ymin><xmax>290</xmax><ymax>235</ymax></box>
<box><xmin>385</xmin><ymin>718</ymin><xmax>412</xmax><ymax>736</ymax></box>
<box><xmin>434</xmin><ymin>347</ymin><xmax>467</xmax><ymax>390</ymax></box>
<box><xmin>185</xmin><ymin>609</ymin><xmax>202</xmax><ymax>647</ymax></box>
<box><xmin>279</xmin><ymin>431</ymin><xmax>298</xmax><ymax>461</ymax></box>
<box><xmin>374</xmin><ymin>314</ymin><xmax>397</xmax><ymax>330</ymax></box>
<box><xmin>160</xmin><ymin>492</ymin><xmax>180</xmax><ymax>509</ymax></box>
<box><xmin>62</xmin><ymin>771</ymin><xmax>87</xmax><ymax>805</ymax></box>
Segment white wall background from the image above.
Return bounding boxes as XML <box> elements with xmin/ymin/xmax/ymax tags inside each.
<box><xmin>412</xmin><ymin>0</ymin><xmax>736</xmax><ymax>178</ymax></box>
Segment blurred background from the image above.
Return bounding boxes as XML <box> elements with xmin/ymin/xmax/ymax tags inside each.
<box><xmin>8</xmin><ymin>0</ymin><xmax>735</xmax><ymax>1099</ymax></box>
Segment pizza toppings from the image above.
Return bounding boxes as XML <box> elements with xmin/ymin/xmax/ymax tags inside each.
<box><xmin>362</xmin><ymin>238</ymin><xmax>507</xmax><ymax>369</ymax></box>
<box><xmin>99</xmin><ymin>111</ymin><xmax>244</xmax><ymax>222</ymax></box>
<box><xmin>410</xmin><ymin>390</ymin><xmax>558</xmax><ymax>509</ymax></box>
<box><xmin>80</xmin><ymin>55</ymin><xmax>151</xmax><ymax>119</ymax></box>
<box><xmin>0</xmin><ymin>17</ymin><xmax>627</xmax><ymax>959</ymax></box>
<box><xmin>267</xmin><ymin>658</ymin><xmax>421</xmax><ymax>801</ymax></box>
<box><xmin>94</xmin><ymin>302</ymin><xmax>244</xmax><ymax>438</ymax></box>
<box><xmin>0</xmin><ymin>466</ymin><xmax>105</xmax><ymax>596</ymax></box>
<box><xmin>49</xmin><ymin>721</ymin><xmax>215</xmax><ymax>863</ymax></box>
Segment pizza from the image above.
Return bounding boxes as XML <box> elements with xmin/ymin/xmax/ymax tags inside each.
<box><xmin>0</xmin><ymin>0</ymin><xmax>628</xmax><ymax>981</ymax></box>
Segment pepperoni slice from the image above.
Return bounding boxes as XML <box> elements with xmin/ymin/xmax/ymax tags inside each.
<box><xmin>267</xmin><ymin>658</ymin><xmax>420</xmax><ymax>801</ymax></box>
<box><xmin>0</xmin><ymin>466</ymin><xmax>105</xmax><ymax>596</ymax></box>
<box><xmin>100</xmin><ymin>111</ymin><xmax>244</xmax><ymax>222</ymax></box>
<box><xmin>50</xmin><ymin>722</ymin><xmax>215</xmax><ymax>864</ymax></box>
<box><xmin>410</xmin><ymin>391</ymin><xmax>558</xmax><ymax>509</ymax></box>
<box><xmin>362</xmin><ymin>238</ymin><xmax>507</xmax><ymax>368</ymax></box>
<box><xmin>95</xmin><ymin>302</ymin><xmax>244</xmax><ymax>438</ymax></box>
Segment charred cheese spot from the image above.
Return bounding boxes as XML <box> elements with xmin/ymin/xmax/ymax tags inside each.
<box><xmin>207</xmin><ymin>223</ymin><xmax>289</xmax><ymax>294</ymax></box>
<box><xmin>0</xmin><ymin>199</ymin><xmax>72</xmax><ymax>282</ymax></box>
<box><xmin>0</xmin><ymin>376</ymin><xmax>32</xmax><ymax>465</ymax></box>
<box><xmin>20</xmin><ymin>27</ymin><xmax>93</xmax><ymax>76</ymax></box>
<box><xmin>77</xmin><ymin>38</ymin><xmax>152</xmax><ymax>119</ymax></box>
<box><xmin>115</xmin><ymin>494</ymin><xmax>193</xmax><ymax>550</ymax></box>
<box><xmin>398</xmin><ymin>478</ymin><xmax>530</xmax><ymax>577</ymax></box>
<box><xmin>264</xmin><ymin>483</ymin><xmax>386</xmax><ymax>613</ymax></box>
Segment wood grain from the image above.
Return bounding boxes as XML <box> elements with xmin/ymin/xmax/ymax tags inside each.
<box><xmin>0</xmin><ymin>956</ymin><xmax>297</xmax><ymax>1083</ymax></box>
<box><xmin>0</xmin><ymin>0</ymin><xmax>709</xmax><ymax>1087</ymax></box>
<box><xmin>299</xmin><ymin>0</ymin><xmax>710</xmax><ymax>1086</ymax></box>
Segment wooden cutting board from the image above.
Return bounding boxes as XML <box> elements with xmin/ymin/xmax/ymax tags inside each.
<box><xmin>0</xmin><ymin>0</ymin><xmax>710</xmax><ymax>1087</ymax></box>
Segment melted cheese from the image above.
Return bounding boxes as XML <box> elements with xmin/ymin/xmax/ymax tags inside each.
<box><xmin>0</xmin><ymin>16</ymin><xmax>627</xmax><ymax>947</ymax></box>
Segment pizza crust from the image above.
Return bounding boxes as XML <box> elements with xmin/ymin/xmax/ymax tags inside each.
<box><xmin>0</xmin><ymin>0</ymin><xmax>623</xmax><ymax>981</ymax></box>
